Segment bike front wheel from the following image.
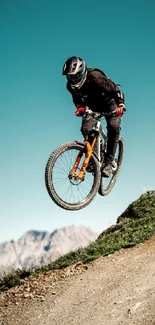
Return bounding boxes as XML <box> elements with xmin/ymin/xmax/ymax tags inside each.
<box><xmin>45</xmin><ymin>141</ymin><xmax>101</xmax><ymax>210</ymax></box>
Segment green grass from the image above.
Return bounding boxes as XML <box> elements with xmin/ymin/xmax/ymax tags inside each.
<box><xmin>0</xmin><ymin>191</ymin><xmax>155</xmax><ymax>292</ymax></box>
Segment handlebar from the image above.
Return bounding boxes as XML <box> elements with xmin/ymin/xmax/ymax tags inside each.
<box><xmin>83</xmin><ymin>108</ymin><xmax>117</xmax><ymax>119</ymax></box>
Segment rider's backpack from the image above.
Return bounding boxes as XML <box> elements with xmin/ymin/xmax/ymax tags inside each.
<box><xmin>89</xmin><ymin>68</ymin><xmax>125</xmax><ymax>104</ymax></box>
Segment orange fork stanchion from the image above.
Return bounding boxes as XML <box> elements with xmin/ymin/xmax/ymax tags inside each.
<box><xmin>70</xmin><ymin>138</ymin><xmax>97</xmax><ymax>180</ymax></box>
<box><xmin>70</xmin><ymin>150</ymin><xmax>83</xmax><ymax>176</ymax></box>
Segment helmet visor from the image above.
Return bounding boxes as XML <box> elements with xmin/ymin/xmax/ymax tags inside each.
<box><xmin>67</xmin><ymin>70</ymin><xmax>84</xmax><ymax>84</ymax></box>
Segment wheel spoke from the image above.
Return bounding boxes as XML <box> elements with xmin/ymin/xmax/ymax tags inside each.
<box><xmin>59</xmin><ymin>155</ymin><xmax>70</xmax><ymax>173</ymax></box>
<box><xmin>54</xmin><ymin>160</ymin><xmax>68</xmax><ymax>175</ymax></box>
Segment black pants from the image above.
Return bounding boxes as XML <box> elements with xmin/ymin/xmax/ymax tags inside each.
<box><xmin>81</xmin><ymin>114</ymin><xmax>121</xmax><ymax>163</ymax></box>
<box><xmin>105</xmin><ymin>115</ymin><xmax>121</xmax><ymax>163</ymax></box>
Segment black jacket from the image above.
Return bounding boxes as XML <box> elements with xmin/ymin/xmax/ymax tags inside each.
<box><xmin>67</xmin><ymin>68</ymin><xmax>124</xmax><ymax>113</ymax></box>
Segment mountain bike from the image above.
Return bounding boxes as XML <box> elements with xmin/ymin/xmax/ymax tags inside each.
<box><xmin>45</xmin><ymin>110</ymin><xmax>124</xmax><ymax>210</ymax></box>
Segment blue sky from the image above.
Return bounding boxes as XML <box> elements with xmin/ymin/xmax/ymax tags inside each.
<box><xmin>0</xmin><ymin>0</ymin><xmax>155</xmax><ymax>242</ymax></box>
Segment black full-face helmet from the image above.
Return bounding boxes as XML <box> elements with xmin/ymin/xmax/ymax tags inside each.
<box><xmin>62</xmin><ymin>56</ymin><xmax>87</xmax><ymax>88</ymax></box>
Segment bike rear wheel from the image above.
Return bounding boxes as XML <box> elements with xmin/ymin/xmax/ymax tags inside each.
<box><xmin>45</xmin><ymin>141</ymin><xmax>101</xmax><ymax>210</ymax></box>
<box><xmin>98</xmin><ymin>137</ymin><xmax>124</xmax><ymax>196</ymax></box>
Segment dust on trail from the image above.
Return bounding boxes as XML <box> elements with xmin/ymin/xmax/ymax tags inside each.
<box><xmin>1</xmin><ymin>236</ymin><xmax>155</xmax><ymax>325</ymax></box>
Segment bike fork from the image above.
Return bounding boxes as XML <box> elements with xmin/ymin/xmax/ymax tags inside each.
<box><xmin>69</xmin><ymin>138</ymin><xmax>97</xmax><ymax>180</ymax></box>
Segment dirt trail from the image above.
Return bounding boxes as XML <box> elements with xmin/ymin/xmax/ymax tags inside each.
<box><xmin>1</xmin><ymin>237</ymin><xmax>155</xmax><ymax>325</ymax></box>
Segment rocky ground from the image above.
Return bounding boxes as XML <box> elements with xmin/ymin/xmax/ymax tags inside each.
<box><xmin>0</xmin><ymin>236</ymin><xmax>155</xmax><ymax>325</ymax></box>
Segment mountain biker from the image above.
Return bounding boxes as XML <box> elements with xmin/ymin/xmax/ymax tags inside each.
<box><xmin>62</xmin><ymin>56</ymin><xmax>126</xmax><ymax>177</ymax></box>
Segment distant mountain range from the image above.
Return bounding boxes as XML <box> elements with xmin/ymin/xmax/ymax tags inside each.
<box><xmin>0</xmin><ymin>225</ymin><xmax>99</xmax><ymax>274</ymax></box>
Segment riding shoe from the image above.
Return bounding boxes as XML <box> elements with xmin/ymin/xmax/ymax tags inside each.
<box><xmin>102</xmin><ymin>163</ymin><xmax>113</xmax><ymax>178</ymax></box>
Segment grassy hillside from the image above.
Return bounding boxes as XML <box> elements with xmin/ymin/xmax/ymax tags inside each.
<box><xmin>1</xmin><ymin>191</ymin><xmax>155</xmax><ymax>292</ymax></box>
